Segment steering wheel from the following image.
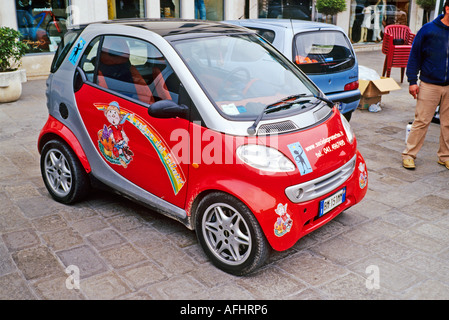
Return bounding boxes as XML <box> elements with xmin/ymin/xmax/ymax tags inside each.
<box><xmin>218</xmin><ymin>67</ymin><xmax>252</xmax><ymax>101</ymax></box>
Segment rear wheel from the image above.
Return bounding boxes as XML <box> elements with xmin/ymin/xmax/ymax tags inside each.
<box><xmin>40</xmin><ymin>139</ymin><xmax>89</xmax><ymax>204</ymax></box>
<box><xmin>195</xmin><ymin>192</ymin><xmax>270</xmax><ymax>275</ymax></box>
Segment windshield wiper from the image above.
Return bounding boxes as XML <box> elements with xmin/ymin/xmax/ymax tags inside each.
<box><xmin>328</xmin><ymin>57</ymin><xmax>352</xmax><ymax>69</ymax></box>
<box><xmin>247</xmin><ymin>94</ymin><xmax>311</xmax><ymax>135</ymax></box>
<box><xmin>246</xmin><ymin>93</ymin><xmax>334</xmax><ymax>136</ymax></box>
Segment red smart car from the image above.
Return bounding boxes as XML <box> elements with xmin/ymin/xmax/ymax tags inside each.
<box><xmin>38</xmin><ymin>19</ymin><xmax>368</xmax><ymax>275</ymax></box>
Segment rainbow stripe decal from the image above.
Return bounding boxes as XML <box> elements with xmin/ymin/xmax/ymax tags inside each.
<box><xmin>95</xmin><ymin>103</ymin><xmax>185</xmax><ymax>195</ymax></box>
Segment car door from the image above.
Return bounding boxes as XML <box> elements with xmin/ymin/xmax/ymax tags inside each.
<box><xmin>73</xmin><ymin>34</ymin><xmax>189</xmax><ymax>208</ymax></box>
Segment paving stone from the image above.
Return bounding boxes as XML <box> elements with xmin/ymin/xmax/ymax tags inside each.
<box><xmin>33</xmin><ymin>275</ymin><xmax>84</xmax><ymax>300</ymax></box>
<box><xmin>71</xmin><ymin>216</ymin><xmax>108</xmax><ymax>235</ymax></box>
<box><xmin>317</xmin><ymin>272</ymin><xmax>392</xmax><ymax>300</ymax></box>
<box><xmin>310</xmin><ymin>237</ymin><xmax>371</xmax><ymax>266</ymax></box>
<box><xmin>41</xmin><ymin>228</ymin><xmax>84</xmax><ymax>251</ymax></box>
<box><xmin>12</xmin><ymin>246</ymin><xmax>63</xmax><ymax>280</ymax></box>
<box><xmin>402</xmin><ymin>280</ymin><xmax>449</xmax><ymax>300</ymax></box>
<box><xmin>87</xmin><ymin>228</ymin><xmax>127</xmax><ymax>250</ymax></box>
<box><xmin>32</xmin><ymin>214</ymin><xmax>67</xmax><ymax>232</ymax></box>
<box><xmin>276</xmin><ymin>251</ymin><xmax>348</xmax><ymax>287</ymax></box>
<box><xmin>118</xmin><ymin>262</ymin><xmax>166</xmax><ymax>290</ymax></box>
<box><xmin>237</xmin><ymin>267</ymin><xmax>307</xmax><ymax>299</ymax></box>
<box><xmin>0</xmin><ymin>242</ymin><xmax>16</xmax><ymax>276</ymax></box>
<box><xmin>56</xmin><ymin>245</ymin><xmax>108</xmax><ymax>279</ymax></box>
<box><xmin>0</xmin><ymin>204</ymin><xmax>32</xmax><ymax>232</ymax></box>
<box><xmin>81</xmin><ymin>272</ymin><xmax>131</xmax><ymax>299</ymax></box>
<box><xmin>2</xmin><ymin>229</ymin><xmax>40</xmax><ymax>252</ymax></box>
<box><xmin>145</xmin><ymin>275</ymin><xmax>209</xmax><ymax>299</ymax></box>
<box><xmin>0</xmin><ymin>272</ymin><xmax>36</xmax><ymax>300</ymax></box>
<box><xmin>100</xmin><ymin>243</ymin><xmax>147</xmax><ymax>269</ymax></box>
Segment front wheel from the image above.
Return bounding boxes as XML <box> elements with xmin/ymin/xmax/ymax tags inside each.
<box><xmin>40</xmin><ymin>139</ymin><xmax>90</xmax><ymax>204</ymax></box>
<box><xmin>195</xmin><ymin>192</ymin><xmax>270</xmax><ymax>276</ymax></box>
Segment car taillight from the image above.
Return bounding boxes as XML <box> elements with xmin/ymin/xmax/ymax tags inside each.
<box><xmin>344</xmin><ymin>81</ymin><xmax>359</xmax><ymax>91</ymax></box>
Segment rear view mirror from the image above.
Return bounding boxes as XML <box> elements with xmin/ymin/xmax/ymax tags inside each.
<box><xmin>148</xmin><ymin>100</ymin><xmax>189</xmax><ymax>119</ymax></box>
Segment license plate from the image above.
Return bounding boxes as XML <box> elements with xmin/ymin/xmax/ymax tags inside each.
<box><xmin>319</xmin><ymin>187</ymin><xmax>346</xmax><ymax>217</ymax></box>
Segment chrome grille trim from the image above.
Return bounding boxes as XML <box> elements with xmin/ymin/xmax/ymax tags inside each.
<box><xmin>285</xmin><ymin>155</ymin><xmax>356</xmax><ymax>203</ymax></box>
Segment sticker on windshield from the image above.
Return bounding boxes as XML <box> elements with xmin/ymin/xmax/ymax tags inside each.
<box><xmin>287</xmin><ymin>142</ymin><xmax>313</xmax><ymax>175</ymax></box>
<box><xmin>222</xmin><ymin>103</ymin><xmax>240</xmax><ymax>115</ymax></box>
<box><xmin>68</xmin><ymin>37</ymin><xmax>86</xmax><ymax>65</ymax></box>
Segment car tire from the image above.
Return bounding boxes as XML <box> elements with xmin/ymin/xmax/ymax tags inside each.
<box><xmin>195</xmin><ymin>192</ymin><xmax>270</xmax><ymax>276</ymax></box>
<box><xmin>40</xmin><ymin>139</ymin><xmax>90</xmax><ymax>204</ymax></box>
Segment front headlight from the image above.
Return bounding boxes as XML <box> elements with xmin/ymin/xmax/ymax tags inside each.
<box><xmin>340</xmin><ymin>112</ymin><xmax>354</xmax><ymax>143</ymax></box>
<box><xmin>237</xmin><ymin>144</ymin><xmax>296</xmax><ymax>172</ymax></box>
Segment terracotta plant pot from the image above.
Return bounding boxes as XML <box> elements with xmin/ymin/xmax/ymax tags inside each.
<box><xmin>0</xmin><ymin>69</ymin><xmax>27</xmax><ymax>103</ymax></box>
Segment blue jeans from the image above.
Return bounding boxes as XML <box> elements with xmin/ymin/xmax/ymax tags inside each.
<box><xmin>195</xmin><ymin>0</ymin><xmax>206</xmax><ymax>20</ymax></box>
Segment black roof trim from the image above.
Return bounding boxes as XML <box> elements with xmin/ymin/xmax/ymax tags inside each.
<box><xmin>69</xmin><ymin>18</ymin><xmax>254</xmax><ymax>39</ymax></box>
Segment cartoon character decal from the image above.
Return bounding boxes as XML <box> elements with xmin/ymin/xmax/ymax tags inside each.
<box><xmin>287</xmin><ymin>142</ymin><xmax>313</xmax><ymax>175</ymax></box>
<box><xmin>94</xmin><ymin>101</ymin><xmax>185</xmax><ymax>195</ymax></box>
<box><xmin>97</xmin><ymin>102</ymin><xmax>134</xmax><ymax>168</ymax></box>
<box><xmin>274</xmin><ymin>203</ymin><xmax>293</xmax><ymax>237</ymax></box>
<box><xmin>359</xmin><ymin>162</ymin><xmax>367</xmax><ymax>189</ymax></box>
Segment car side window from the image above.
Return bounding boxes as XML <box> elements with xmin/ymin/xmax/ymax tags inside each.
<box><xmin>79</xmin><ymin>36</ymin><xmax>101</xmax><ymax>82</ymax></box>
<box><xmin>248</xmin><ymin>27</ymin><xmax>275</xmax><ymax>44</ymax></box>
<box><xmin>95</xmin><ymin>35</ymin><xmax>180</xmax><ymax>105</ymax></box>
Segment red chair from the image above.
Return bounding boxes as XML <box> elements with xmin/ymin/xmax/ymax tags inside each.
<box><xmin>381</xmin><ymin>25</ymin><xmax>415</xmax><ymax>83</ymax></box>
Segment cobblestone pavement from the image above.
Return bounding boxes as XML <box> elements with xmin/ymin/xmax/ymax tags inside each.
<box><xmin>0</xmin><ymin>49</ymin><xmax>448</xmax><ymax>300</ymax></box>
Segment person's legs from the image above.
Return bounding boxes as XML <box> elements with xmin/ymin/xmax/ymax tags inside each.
<box><xmin>437</xmin><ymin>85</ymin><xmax>449</xmax><ymax>164</ymax></box>
<box><xmin>403</xmin><ymin>82</ymin><xmax>441</xmax><ymax>161</ymax></box>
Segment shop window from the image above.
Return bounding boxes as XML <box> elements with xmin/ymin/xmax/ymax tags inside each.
<box><xmin>203</xmin><ymin>0</ymin><xmax>224</xmax><ymax>21</ymax></box>
<box><xmin>161</xmin><ymin>0</ymin><xmax>180</xmax><ymax>18</ymax></box>
<box><xmin>16</xmin><ymin>0</ymin><xmax>69</xmax><ymax>53</ymax></box>
<box><xmin>258</xmin><ymin>0</ymin><xmax>312</xmax><ymax>20</ymax></box>
<box><xmin>349</xmin><ymin>0</ymin><xmax>410</xmax><ymax>44</ymax></box>
<box><xmin>107</xmin><ymin>0</ymin><xmax>145</xmax><ymax>19</ymax></box>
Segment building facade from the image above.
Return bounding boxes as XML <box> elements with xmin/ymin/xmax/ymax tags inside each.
<box><xmin>0</xmin><ymin>0</ymin><xmax>441</xmax><ymax>78</ymax></box>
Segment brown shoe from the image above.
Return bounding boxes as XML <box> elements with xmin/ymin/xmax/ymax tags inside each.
<box><xmin>438</xmin><ymin>160</ymin><xmax>449</xmax><ymax>170</ymax></box>
<box><xmin>402</xmin><ymin>158</ymin><xmax>415</xmax><ymax>170</ymax></box>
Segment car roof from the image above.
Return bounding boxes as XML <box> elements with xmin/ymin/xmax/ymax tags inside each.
<box><xmin>72</xmin><ymin>18</ymin><xmax>254</xmax><ymax>40</ymax></box>
<box><xmin>227</xmin><ymin>19</ymin><xmax>344</xmax><ymax>32</ymax></box>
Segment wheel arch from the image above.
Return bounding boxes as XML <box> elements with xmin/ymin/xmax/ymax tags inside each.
<box><xmin>38</xmin><ymin>116</ymin><xmax>91</xmax><ymax>173</ymax></box>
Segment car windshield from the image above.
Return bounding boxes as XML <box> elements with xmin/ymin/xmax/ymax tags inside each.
<box><xmin>172</xmin><ymin>34</ymin><xmax>320</xmax><ymax>120</ymax></box>
<box><xmin>293</xmin><ymin>30</ymin><xmax>355</xmax><ymax>74</ymax></box>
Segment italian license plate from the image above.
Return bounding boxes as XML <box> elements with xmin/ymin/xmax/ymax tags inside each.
<box><xmin>319</xmin><ymin>187</ymin><xmax>346</xmax><ymax>217</ymax></box>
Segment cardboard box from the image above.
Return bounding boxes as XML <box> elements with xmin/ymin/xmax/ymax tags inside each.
<box><xmin>358</xmin><ymin>77</ymin><xmax>401</xmax><ymax>109</ymax></box>
<box><xmin>358</xmin><ymin>96</ymin><xmax>381</xmax><ymax>110</ymax></box>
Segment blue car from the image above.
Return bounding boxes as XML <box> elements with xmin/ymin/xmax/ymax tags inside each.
<box><xmin>225</xmin><ymin>19</ymin><xmax>361</xmax><ymax>121</ymax></box>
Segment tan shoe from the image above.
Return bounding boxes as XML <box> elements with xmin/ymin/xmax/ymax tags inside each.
<box><xmin>402</xmin><ymin>158</ymin><xmax>415</xmax><ymax>170</ymax></box>
<box><xmin>438</xmin><ymin>160</ymin><xmax>449</xmax><ymax>170</ymax></box>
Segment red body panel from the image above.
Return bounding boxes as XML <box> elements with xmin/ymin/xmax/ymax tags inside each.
<box><xmin>38</xmin><ymin>115</ymin><xmax>91</xmax><ymax>173</ymax></box>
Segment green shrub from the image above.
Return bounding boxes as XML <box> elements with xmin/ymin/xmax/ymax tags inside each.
<box><xmin>0</xmin><ymin>27</ymin><xmax>29</xmax><ymax>72</ymax></box>
<box><xmin>315</xmin><ymin>0</ymin><xmax>347</xmax><ymax>16</ymax></box>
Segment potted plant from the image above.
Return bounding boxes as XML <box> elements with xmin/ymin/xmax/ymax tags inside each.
<box><xmin>416</xmin><ymin>0</ymin><xmax>436</xmax><ymax>23</ymax></box>
<box><xmin>315</xmin><ymin>0</ymin><xmax>347</xmax><ymax>24</ymax></box>
<box><xmin>0</xmin><ymin>27</ymin><xmax>29</xmax><ymax>103</ymax></box>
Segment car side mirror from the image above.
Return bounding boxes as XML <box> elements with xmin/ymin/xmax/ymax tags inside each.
<box><xmin>73</xmin><ymin>66</ymin><xmax>87</xmax><ymax>92</ymax></box>
<box><xmin>148</xmin><ymin>100</ymin><xmax>189</xmax><ymax>119</ymax></box>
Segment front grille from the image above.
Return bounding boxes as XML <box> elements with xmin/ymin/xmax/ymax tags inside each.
<box><xmin>258</xmin><ymin>120</ymin><xmax>299</xmax><ymax>135</ymax></box>
<box><xmin>285</xmin><ymin>155</ymin><xmax>356</xmax><ymax>203</ymax></box>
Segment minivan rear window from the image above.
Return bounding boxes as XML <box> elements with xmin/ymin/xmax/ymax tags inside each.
<box><xmin>293</xmin><ymin>30</ymin><xmax>355</xmax><ymax>75</ymax></box>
